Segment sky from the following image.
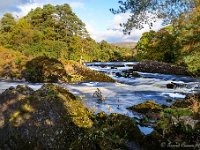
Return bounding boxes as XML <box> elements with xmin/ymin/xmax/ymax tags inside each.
<box><xmin>0</xmin><ymin>0</ymin><xmax>164</xmax><ymax>43</ymax></box>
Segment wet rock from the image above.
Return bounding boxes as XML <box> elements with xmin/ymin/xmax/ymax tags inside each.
<box><xmin>0</xmin><ymin>84</ymin><xmax>34</xmax><ymax>102</ymax></box>
<box><xmin>128</xmin><ymin>100</ymin><xmax>163</xmax><ymax>114</ymax></box>
<box><xmin>0</xmin><ymin>84</ymin><xmax>93</xmax><ymax>149</ymax></box>
<box><xmin>133</xmin><ymin>61</ymin><xmax>191</xmax><ymax>76</ymax></box>
<box><xmin>132</xmin><ymin>71</ymin><xmax>141</xmax><ymax>78</ymax></box>
<box><xmin>171</xmin><ymin>93</ymin><xmax>200</xmax><ymax>108</ymax></box>
<box><xmin>166</xmin><ymin>83</ymin><xmax>176</xmax><ymax>89</ymax></box>
<box><xmin>115</xmin><ymin>70</ymin><xmax>140</xmax><ymax>78</ymax></box>
<box><xmin>166</xmin><ymin>99</ymin><xmax>173</xmax><ymax>103</ymax></box>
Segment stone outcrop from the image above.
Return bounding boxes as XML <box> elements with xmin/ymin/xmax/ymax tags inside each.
<box><xmin>128</xmin><ymin>100</ymin><xmax>163</xmax><ymax>114</ymax></box>
<box><xmin>0</xmin><ymin>84</ymin><xmax>144</xmax><ymax>149</ymax></box>
<box><xmin>0</xmin><ymin>84</ymin><xmax>93</xmax><ymax>149</ymax></box>
<box><xmin>22</xmin><ymin>56</ymin><xmax>70</xmax><ymax>83</ymax></box>
<box><xmin>133</xmin><ymin>61</ymin><xmax>191</xmax><ymax>76</ymax></box>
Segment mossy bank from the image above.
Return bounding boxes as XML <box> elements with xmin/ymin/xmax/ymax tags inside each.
<box><xmin>0</xmin><ymin>47</ymin><xmax>114</xmax><ymax>83</ymax></box>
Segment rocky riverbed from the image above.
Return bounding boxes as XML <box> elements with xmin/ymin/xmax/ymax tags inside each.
<box><xmin>0</xmin><ymin>61</ymin><xmax>200</xmax><ymax>149</ymax></box>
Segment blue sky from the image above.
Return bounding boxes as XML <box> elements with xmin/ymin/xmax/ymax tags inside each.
<box><xmin>0</xmin><ymin>0</ymin><xmax>163</xmax><ymax>43</ymax></box>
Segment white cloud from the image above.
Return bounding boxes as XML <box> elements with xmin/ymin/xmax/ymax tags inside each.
<box><xmin>0</xmin><ymin>0</ymin><xmax>164</xmax><ymax>43</ymax></box>
<box><xmin>1</xmin><ymin>0</ymin><xmax>84</xmax><ymax>17</ymax></box>
<box><xmin>69</xmin><ymin>2</ymin><xmax>84</xmax><ymax>9</ymax></box>
<box><xmin>0</xmin><ymin>0</ymin><xmax>32</xmax><ymax>15</ymax></box>
<box><xmin>86</xmin><ymin>13</ymin><xmax>164</xmax><ymax>43</ymax></box>
<box><xmin>12</xmin><ymin>2</ymin><xmax>43</xmax><ymax>18</ymax></box>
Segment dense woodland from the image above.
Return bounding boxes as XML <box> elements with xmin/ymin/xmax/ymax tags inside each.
<box><xmin>0</xmin><ymin>1</ymin><xmax>200</xmax><ymax>149</ymax></box>
<box><xmin>0</xmin><ymin>2</ymin><xmax>199</xmax><ymax>74</ymax></box>
<box><xmin>0</xmin><ymin>4</ymin><xmax>132</xmax><ymax>62</ymax></box>
<box><xmin>136</xmin><ymin>4</ymin><xmax>200</xmax><ymax>74</ymax></box>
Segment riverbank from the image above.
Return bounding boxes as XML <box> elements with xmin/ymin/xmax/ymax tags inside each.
<box><xmin>132</xmin><ymin>61</ymin><xmax>192</xmax><ymax>76</ymax></box>
<box><xmin>0</xmin><ymin>48</ymin><xmax>114</xmax><ymax>83</ymax></box>
<box><xmin>0</xmin><ymin>83</ymin><xmax>199</xmax><ymax>149</ymax></box>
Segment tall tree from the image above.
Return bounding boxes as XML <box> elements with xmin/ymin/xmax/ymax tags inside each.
<box><xmin>111</xmin><ymin>0</ymin><xmax>198</xmax><ymax>34</ymax></box>
<box><xmin>136</xmin><ymin>28</ymin><xmax>178</xmax><ymax>63</ymax></box>
<box><xmin>0</xmin><ymin>13</ymin><xmax>16</xmax><ymax>32</ymax></box>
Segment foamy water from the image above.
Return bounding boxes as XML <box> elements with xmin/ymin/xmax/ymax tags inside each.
<box><xmin>0</xmin><ymin>62</ymin><xmax>199</xmax><ymax>135</ymax></box>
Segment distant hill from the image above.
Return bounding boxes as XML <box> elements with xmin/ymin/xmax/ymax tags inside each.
<box><xmin>111</xmin><ymin>42</ymin><xmax>137</xmax><ymax>49</ymax></box>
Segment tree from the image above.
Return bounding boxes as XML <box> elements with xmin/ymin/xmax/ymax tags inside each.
<box><xmin>136</xmin><ymin>28</ymin><xmax>178</xmax><ymax>63</ymax></box>
<box><xmin>0</xmin><ymin>13</ymin><xmax>16</xmax><ymax>33</ymax></box>
<box><xmin>0</xmin><ymin>3</ymin><xmax>132</xmax><ymax>62</ymax></box>
<box><xmin>175</xmin><ymin>4</ymin><xmax>200</xmax><ymax>73</ymax></box>
<box><xmin>111</xmin><ymin>0</ymin><xmax>198</xmax><ymax>34</ymax></box>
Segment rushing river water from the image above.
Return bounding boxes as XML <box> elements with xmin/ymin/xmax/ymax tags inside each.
<box><xmin>0</xmin><ymin>62</ymin><xmax>200</xmax><ymax>115</ymax></box>
<box><xmin>0</xmin><ymin>62</ymin><xmax>199</xmax><ymax>134</ymax></box>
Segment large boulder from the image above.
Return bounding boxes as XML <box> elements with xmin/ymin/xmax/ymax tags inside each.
<box><xmin>171</xmin><ymin>93</ymin><xmax>200</xmax><ymax>109</ymax></box>
<box><xmin>133</xmin><ymin>61</ymin><xmax>191</xmax><ymax>76</ymax></box>
<box><xmin>0</xmin><ymin>84</ymin><xmax>144</xmax><ymax>149</ymax></box>
<box><xmin>22</xmin><ymin>56</ymin><xmax>70</xmax><ymax>83</ymax></box>
<box><xmin>71</xmin><ymin>113</ymin><xmax>144</xmax><ymax>150</ymax></box>
<box><xmin>128</xmin><ymin>100</ymin><xmax>163</xmax><ymax>114</ymax></box>
<box><xmin>0</xmin><ymin>84</ymin><xmax>93</xmax><ymax>149</ymax></box>
<box><xmin>62</xmin><ymin>60</ymin><xmax>115</xmax><ymax>83</ymax></box>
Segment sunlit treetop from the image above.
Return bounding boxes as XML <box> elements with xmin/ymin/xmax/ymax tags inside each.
<box><xmin>111</xmin><ymin>0</ymin><xmax>199</xmax><ymax>34</ymax></box>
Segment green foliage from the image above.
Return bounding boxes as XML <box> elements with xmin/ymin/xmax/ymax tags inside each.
<box><xmin>0</xmin><ymin>13</ymin><xmax>16</xmax><ymax>33</ymax></box>
<box><xmin>0</xmin><ymin>4</ymin><xmax>132</xmax><ymax>62</ymax></box>
<box><xmin>163</xmin><ymin>108</ymin><xmax>193</xmax><ymax>119</ymax></box>
<box><xmin>135</xmin><ymin>4</ymin><xmax>200</xmax><ymax>75</ymax></box>
<box><xmin>136</xmin><ymin>29</ymin><xmax>179</xmax><ymax>63</ymax></box>
<box><xmin>175</xmin><ymin>5</ymin><xmax>200</xmax><ymax>74</ymax></box>
<box><xmin>111</xmin><ymin>0</ymin><xmax>196</xmax><ymax>34</ymax></box>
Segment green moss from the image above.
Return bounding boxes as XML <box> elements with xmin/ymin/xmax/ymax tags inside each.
<box><xmin>128</xmin><ymin>100</ymin><xmax>163</xmax><ymax>114</ymax></box>
<box><xmin>71</xmin><ymin>113</ymin><xmax>143</xmax><ymax>149</ymax></box>
<box><xmin>9</xmin><ymin>111</ymin><xmax>21</xmax><ymax>123</ymax></box>
<box><xmin>163</xmin><ymin>108</ymin><xmax>193</xmax><ymax>118</ymax></box>
<box><xmin>22</xmin><ymin>56</ymin><xmax>70</xmax><ymax>83</ymax></box>
<box><xmin>20</xmin><ymin>104</ymin><xmax>34</xmax><ymax>113</ymax></box>
<box><xmin>62</xmin><ymin>60</ymin><xmax>115</xmax><ymax>83</ymax></box>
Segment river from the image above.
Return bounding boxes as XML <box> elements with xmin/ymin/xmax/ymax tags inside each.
<box><xmin>0</xmin><ymin>62</ymin><xmax>200</xmax><ymax>116</ymax></box>
<box><xmin>1</xmin><ymin>62</ymin><xmax>199</xmax><ymax>134</ymax></box>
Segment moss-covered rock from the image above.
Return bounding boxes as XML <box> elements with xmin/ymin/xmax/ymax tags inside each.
<box><xmin>132</xmin><ymin>71</ymin><xmax>141</xmax><ymax>77</ymax></box>
<box><xmin>0</xmin><ymin>84</ymin><xmax>34</xmax><ymax>103</ymax></box>
<box><xmin>171</xmin><ymin>94</ymin><xmax>200</xmax><ymax>108</ymax></box>
<box><xmin>128</xmin><ymin>100</ymin><xmax>163</xmax><ymax>114</ymax></box>
<box><xmin>133</xmin><ymin>60</ymin><xmax>191</xmax><ymax>76</ymax></box>
<box><xmin>61</xmin><ymin>60</ymin><xmax>115</xmax><ymax>83</ymax></box>
<box><xmin>71</xmin><ymin>113</ymin><xmax>144</xmax><ymax>150</ymax></box>
<box><xmin>0</xmin><ymin>84</ymin><xmax>93</xmax><ymax>149</ymax></box>
<box><xmin>22</xmin><ymin>56</ymin><xmax>70</xmax><ymax>83</ymax></box>
<box><xmin>0</xmin><ymin>84</ymin><xmax>145</xmax><ymax>149</ymax></box>
<box><xmin>152</xmin><ymin>106</ymin><xmax>200</xmax><ymax>146</ymax></box>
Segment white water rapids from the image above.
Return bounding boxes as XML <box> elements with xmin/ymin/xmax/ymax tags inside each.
<box><xmin>0</xmin><ymin>62</ymin><xmax>199</xmax><ymax>135</ymax></box>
